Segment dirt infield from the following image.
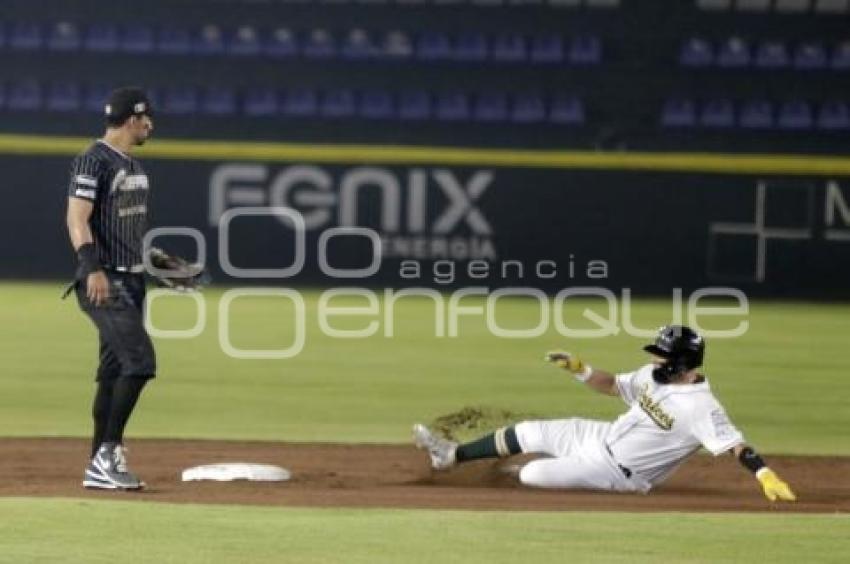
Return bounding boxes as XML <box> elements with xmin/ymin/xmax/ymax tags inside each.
<box><xmin>1</xmin><ymin>438</ymin><xmax>847</xmax><ymax>513</ymax></box>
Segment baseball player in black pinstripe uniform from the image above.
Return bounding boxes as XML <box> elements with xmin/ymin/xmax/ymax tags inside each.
<box><xmin>66</xmin><ymin>87</ymin><xmax>155</xmax><ymax>490</ymax></box>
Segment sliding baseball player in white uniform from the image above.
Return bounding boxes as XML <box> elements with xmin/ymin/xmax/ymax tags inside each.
<box><xmin>414</xmin><ymin>325</ymin><xmax>795</xmax><ymax>502</ymax></box>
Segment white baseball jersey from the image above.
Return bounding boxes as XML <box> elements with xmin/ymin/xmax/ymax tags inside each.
<box><xmin>606</xmin><ymin>363</ymin><xmax>744</xmax><ymax>486</ymax></box>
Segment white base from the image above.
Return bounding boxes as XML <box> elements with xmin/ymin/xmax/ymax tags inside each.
<box><xmin>181</xmin><ymin>463</ymin><xmax>292</xmax><ymax>482</ymax></box>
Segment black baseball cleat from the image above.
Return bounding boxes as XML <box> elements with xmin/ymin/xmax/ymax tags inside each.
<box><xmin>83</xmin><ymin>442</ymin><xmax>145</xmax><ymax>490</ymax></box>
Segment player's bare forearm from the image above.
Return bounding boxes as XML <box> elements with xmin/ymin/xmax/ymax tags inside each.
<box><xmin>67</xmin><ymin>197</ymin><xmax>95</xmax><ymax>250</ymax></box>
<box><xmin>584</xmin><ymin>370</ymin><xmax>619</xmax><ymax>396</ymax></box>
<box><xmin>67</xmin><ymin>196</ymin><xmax>109</xmax><ymax>305</ymax></box>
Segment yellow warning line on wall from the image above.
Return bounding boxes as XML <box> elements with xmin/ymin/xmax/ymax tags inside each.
<box><xmin>0</xmin><ymin>133</ymin><xmax>849</xmax><ymax>175</ymax></box>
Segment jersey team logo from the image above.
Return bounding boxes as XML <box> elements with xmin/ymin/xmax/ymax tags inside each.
<box><xmin>637</xmin><ymin>384</ymin><xmax>675</xmax><ymax>430</ymax></box>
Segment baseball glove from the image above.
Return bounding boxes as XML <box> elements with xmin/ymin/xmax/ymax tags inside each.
<box><xmin>147</xmin><ymin>247</ymin><xmax>209</xmax><ymax>291</ymax></box>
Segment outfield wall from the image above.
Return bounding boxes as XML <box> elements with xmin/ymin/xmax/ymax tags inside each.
<box><xmin>3</xmin><ymin>139</ymin><xmax>849</xmax><ymax>297</ymax></box>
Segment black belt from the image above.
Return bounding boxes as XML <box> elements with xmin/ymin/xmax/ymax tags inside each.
<box><xmin>605</xmin><ymin>444</ymin><xmax>632</xmax><ymax>479</ymax></box>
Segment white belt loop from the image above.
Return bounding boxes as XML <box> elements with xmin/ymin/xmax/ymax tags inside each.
<box><xmin>114</xmin><ymin>264</ymin><xmax>145</xmax><ymax>274</ymax></box>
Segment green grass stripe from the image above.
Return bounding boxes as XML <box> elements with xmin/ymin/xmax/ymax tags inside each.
<box><xmin>1</xmin><ymin>283</ymin><xmax>848</xmax><ymax>453</ymax></box>
<box><xmin>1</xmin><ymin>498</ymin><xmax>847</xmax><ymax>564</ymax></box>
<box><xmin>1</xmin><ymin>133</ymin><xmax>850</xmax><ymax>175</ymax></box>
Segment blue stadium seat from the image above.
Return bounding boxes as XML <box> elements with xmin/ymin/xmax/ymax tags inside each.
<box><xmin>679</xmin><ymin>37</ymin><xmax>713</xmax><ymax>67</ymax></box>
<box><xmin>397</xmin><ymin>90</ymin><xmax>431</xmax><ymax>120</ymax></box>
<box><xmin>243</xmin><ymin>88</ymin><xmax>278</xmax><ymax>116</ymax></box>
<box><xmin>754</xmin><ymin>41</ymin><xmax>788</xmax><ymax>68</ymax></box>
<box><xmin>793</xmin><ymin>42</ymin><xmax>827</xmax><ymax>69</ymax></box>
<box><xmin>8</xmin><ymin>80</ymin><xmax>43</xmax><ymax>111</ymax></box>
<box><xmin>381</xmin><ymin>30</ymin><xmax>413</xmax><ymax>60</ymax></box>
<box><xmin>10</xmin><ymin>23</ymin><xmax>43</xmax><ymax>50</ymax></box>
<box><xmin>529</xmin><ymin>34</ymin><xmax>564</xmax><ymax>64</ymax></box>
<box><xmin>341</xmin><ymin>29</ymin><xmax>375</xmax><ymax>60</ymax></box>
<box><xmin>264</xmin><ymin>27</ymin><xmax>298</xmax><ymax>58</ymax></box>
<box><xmin>282</xmin><ymin>89</ymin><xmax>318</xmax><ymax>117</ymax></box>
<box><xmin>47</xmin><ymin>22</ymin><xmax>81</xmax><ymax>52</ymax></box>
<box><xmin>122</xmin><ymin>25</ymin><xmax>155</xmax><ymax>54</ymax></box>
<box><xmin>735</xmin><ymin>0</ymin><xmax>769</xmax><ymax>11</ymax></box>
<box><xmin>660</xmin><ymin>98</ymin><xmax>696</xmax><ymax>127</ymax></box>
<box><xmin>46</xmin><ymin>82</ymin><xmax>81</xmax><ymax>112</ymax></box>
<box><xmin>697</xmin><ymin>2</ymin><xmax>728</xmax><ymax>13</ymax></box>
<box><xmin>304</xmin><ymin>29</ymin><xmax>337</xmax><ymax>59</ymax></box>
<box><xmin>85</xmin><ymin>23</ymin><xmax>119</xmax><ymax>53</ymax></box>
<box><xmin>161</xmin><ymin>87</ymin><xmax>198</xmax><ymax>115</ymax></box>
<box><xmin>832</xmin><ymin>41</ymin><xmax>850</xmax><ymax>70</ymax></box>
<box><xmin>201</xmin><ymin>87</ymin><xmax>237</xmax><ymax>115</ymax></box>
<box><xmin>568</xmin><ymin>35</ymin><xmax>601</xmax><ymax>65</ymax></box>
<box><xmin>817</xmin><ymin>101</ymin><xmax>849</xmax><ymax>130</ymax></box>
<box><xmin>549</xmin><ymin>94</ymin><xmax>584</xmax><ymax>124</ymax></box>
<box><xmin>511</xmin><ymin>93</ymin><xmax>545</xmax><ymax>123</ymax></box>
<box><xmin>473</xmin><ymin>93</ymin><xmax>508</xmax><ymax>122</ymax></box>
<box><xmin>158</xmin><ymin>26</ymin><xmax>192</xmax><ymax>55</ymax></box>
<box><xmin>359</xmin><ymin>90</ymin><xmax>394</xmax><ymax>119</ymax></box>
<box><xmin>453</xmin><ymin>32</ymin><xmax>488</xmax><ymax>62</ymax></box>
<box><xmin>435</xmin><ymin>92</ymin><xmax>470</xmax><ymax>120</ymax></box>
<box><xmin>416</xmin><ymin>32</ymin><xmax>451</xmax><ymax>61</ymax></box>
<box><xmin>85</xmin><ymin>84</ymin><xmax>111</xmax><ymax>113</ymax></box>
<box><xmin>321</xmin><ymin>89</ymin><xmax>356</xmax><ymax>117</ymax></box>
<box><xmin>815</xmin><ymin>0</ymin><xmax>849</xmax><ymax>13</ymax></box>
<box><xmin>700</xmin><ymin>99</ymin><xmax>734</xmax><ymax>127</ymax></box>
<box><xmin>230</xmin><ymin>26</ymin><xmax>262</xmax><ymax>56</ymax></box>
<box><xmin>193</xmin><ymin>25</ymin><xmax>225</xmax><ymax>55</ymax></box>
<box><xmin>777</xmin><ymin>100</ymin><xmax>813</xmax><ymax>129</ymax></box>
<box><xmin>775</xmin><ymin>0</ymin><xmax>809</xmax><ymax>13</ymax></box>
<box><xmin>739</xmin><ymin>100</ymin><xmax>774</xmax><ymax>128</ymax></box>
<box><xmin>491</xmin><ymin>33</ymin><xmax>526</xmax><ymax>63</ymax></box>
<box><xmin>717</xmin><ymin>37</ymin><xmax>750</xmax><ymax>67</ymax></box>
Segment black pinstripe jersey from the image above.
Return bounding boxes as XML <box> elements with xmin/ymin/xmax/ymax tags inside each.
<box><xmin>67</xmin><ymin>140</ymin><xmax>149</xmax><ymax>270</ymax></box>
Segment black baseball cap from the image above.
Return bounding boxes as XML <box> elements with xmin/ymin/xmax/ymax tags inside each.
<box><xmin>104</xmin><ymin>86</ymin><xmax>153</xmax><ymax>125</ymax></box>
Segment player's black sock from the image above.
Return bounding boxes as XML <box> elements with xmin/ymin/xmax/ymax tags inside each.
<box><xmin>91</xmin><ymin>380</ymin><xmax>115</xmax><ymax>458</ymax></box>
<box><xmin>102</xmin><ymin>376</ymin><xmax>148</xmax><ymax>445</ymax></box>
<box><xmin>456</xmin><ymin>426</ymin><xmax>522</xmax><ymax>462</ymax></box>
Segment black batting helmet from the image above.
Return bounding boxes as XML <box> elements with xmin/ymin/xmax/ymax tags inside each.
<box><xmin>643</xmin><ymin>325</ymin><xmax>705</xmax><ymax>383</ymax></box>
<box><xmin>104</xmin><ymin>86</ymin><xmax>153</xmax><ymax>126</ymax></box>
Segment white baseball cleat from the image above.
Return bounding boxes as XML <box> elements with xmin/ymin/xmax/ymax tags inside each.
<box><xmin>412</xmin><ymin>423</ymin><xmax>457</xmax><ymax>470</ymax></box>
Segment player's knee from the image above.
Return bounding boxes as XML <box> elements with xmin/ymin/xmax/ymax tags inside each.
<box><xmin>96</xmin><ymin>366</ymin><xmax>120</xmax><ymax>381</ymax></box>
<box><xmin>121</xmin><ymin>345</ymin><xmax>156</xmax><ymax>378</ymax></box>
<box><xmin>517</xmin><ymin>463</ymin><xmax>539</xmax><ymax>487</ymax></box>
<box><xmin>518</xmin><ymin>460</ymin><xmax>560</xmax><ymax>488</ymax></box>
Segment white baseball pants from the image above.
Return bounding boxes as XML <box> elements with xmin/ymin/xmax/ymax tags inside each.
<box><xmin>514</xmin><ymin>418</ymin><xmax>649</xmax><ymax>493</ymax></box>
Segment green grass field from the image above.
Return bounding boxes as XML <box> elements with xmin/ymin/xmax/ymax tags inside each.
<box><xmin>2</xmin><ymin>499</ymin><xmax>848</xmax><ymax>564</ymax></box>
<box><xmin>1</xmin><ymin>282</ymin><xmax>848</xmax><ymax>563</ymax></box>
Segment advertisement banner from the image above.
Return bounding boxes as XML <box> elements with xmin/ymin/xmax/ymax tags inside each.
<box><xmin>3</xmin><ymin>155</ymin><xmax>849</xmax><ymax>297</ymax></box>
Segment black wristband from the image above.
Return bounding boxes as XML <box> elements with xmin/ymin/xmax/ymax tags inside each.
<box><xmin>738</xmin><ymin>446</ymin><xmax>766</xmax><ymax>474</ymax></box>
<box><xmin>77</xmin><ymin>243</ymin><xmax>102</xmax><ymax>275</ymax></box>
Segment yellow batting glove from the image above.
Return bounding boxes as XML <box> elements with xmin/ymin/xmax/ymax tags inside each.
<box><xmin>756</xmin><ymin>468</ymin><xmax>796</xmax><ymax>502</ymax></box>
<box><xmin>544</xmin><ymin>351</ymin><xmax>593</xmax><ymax>382</ymax></box>
<box><xmin>545</xmin><ymin>351</ymin><xmax>583</xmax><ymax>371</ymax></box>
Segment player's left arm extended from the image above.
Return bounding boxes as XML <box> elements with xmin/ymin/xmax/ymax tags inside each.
<box><xmin>544</xmin><ymin>351</ymin><xmax>619</xmax><ymax>396</ymax></box>
<box><xmin>730</xmin><ymin>442</ymin><xmax>796</xmax><ymax>502</ymax></box>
